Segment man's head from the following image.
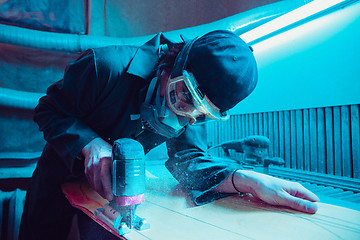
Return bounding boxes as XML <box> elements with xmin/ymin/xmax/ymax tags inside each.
<box><xmin>166</xmin><ymin>30</ymin><xmax>258</xmax><ymax>125</ymax></box>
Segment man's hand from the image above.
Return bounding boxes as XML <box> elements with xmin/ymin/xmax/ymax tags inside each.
<box><xmin>81</xmin><ymin>137</ymin><xmax>113</xmax><ymax>201</ymax></box>
<box><xmin>233</xmin><ymin>170</ymin><xmax>320</xmax><ymax>214</ymax></box>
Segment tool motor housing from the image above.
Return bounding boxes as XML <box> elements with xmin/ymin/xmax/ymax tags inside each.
<box><xmin>112</xmin><ymin>138</ymin><xmax>145</xmax><ymax>202</ymax></box>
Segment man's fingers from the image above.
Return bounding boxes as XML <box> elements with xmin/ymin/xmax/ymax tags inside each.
<box><xmin>93</xmin><ymin>166</ymin><xmax>103</xmax><ymax>196</ymax></box>
<box><xmin>295</xmin><ymin>188</ymin><xmax>320</xmax><ymax>202</ymax></box>
<box><xmin>292</xmin><ymin>183</ymin><xmax>320</xmax><ymax>202</ymax></box>
<box><xmin>85</xmin><ymin>156</ymin><xmax>101</xmax><ymax>194</ymax></box>
<box><xmin>101</xmin><ymin>158</ymin><xmax>113</xmax><ymax>201</ymax></box>
<box><xmin>82</xmin><ymin>138</ymin><xmax>113</xmax><ymax>200</ymax></box>
<box><xmin>283</xmin><ymin>194</ymin><xmax>318</xmax><ymax>214</ymax></box>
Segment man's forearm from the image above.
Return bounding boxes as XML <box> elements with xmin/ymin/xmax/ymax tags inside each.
<box><xmin>212</xmin><ymin>169</ymin><xmax>320</xmax><ymax>214</ymax></box>
<box><xmin>213</xmin><ymin>169</ymin><xmax>256</xmax><ymax>194</ymax></box>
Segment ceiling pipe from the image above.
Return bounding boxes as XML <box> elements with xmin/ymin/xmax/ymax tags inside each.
<box><xmin>0</xmin><ymin>1</ymin><xmax>292</xmax><ymax>53</ymax></box>
<box><xmin>0</xmin><ymin>1</ymin><xmax>314</xmax><ymax>111</ymax></box>
<box><xmin>0</xmin><ymin>88</ymin><xmax>43</xmax><ymax>111</ymax></box>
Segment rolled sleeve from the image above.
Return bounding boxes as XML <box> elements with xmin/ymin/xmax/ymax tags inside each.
<box><xmin>166</xmin><ymin>125</ymin><xmax>242</xmax><ymax>205</ymax></box>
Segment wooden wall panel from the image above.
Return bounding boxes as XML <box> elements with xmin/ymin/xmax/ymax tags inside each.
<box><xmin>268</xmin><ymin>112</ymin><xmax>274</xmax><ymax>158</ymax></box>
<box><xmin>325</xmin><ymin>107</ymin><xmax>334</xmax><ymax>175</ymax></box>
<box><xmin>222</xmin><ymin>116</ymin><xmax>229</xmax><ymax>143</ymax></box>
<box><xmin>230</xmin><ymin>116</ymin><xmax>237</xmax><ymax>139</ymax></box>
<box><xmin>273</xmin><ymin>112</ymin><xmax>279</xmax><ymax>158</ymax></box>
<box><xmin>350</xmin><ymin>105</ymin><xmax>360</xmax><ymax>178</ymax></box>
<box><xmin>253</xmin><ymin>113</ymin><xmax>259</xmax><ymax>136</ymax></box>
<box><xmin>249</xmin><ymin>114</ymin><xmax>254</xmax><ymax>136</ymax></box>
<box><xmin>263</xmin><ymin>112</ymin><xmax>268</xmax><ymax>141</ymax></box>
<box><xmin>278</xmin><ymin>111</ymin><xmax>285</xmax><ymax>161</ymax></box>
<box><xmin>290</xmin><ymin>110</ymin><xmax>297</xmax><ymax>169</ymax></box>
<box><xmin>241</xmin><ymin>114</ymin><xmax>246</xmax><ymax>139</ymax></box>
<box><xmin>258</xmin><ymin>113</ymin><xmax>264</xmax><ymax>136</ymax></box>
<box><xmin>296</xmin><ymin>110</ymin><xmax>304</xmax><ymax>170</ymax></box>
<box><xmin>235</xmin><ymin>115</ymin><xmax>241</xmax><ymax>140</ymax></box>
<box><xmin>341</xmin><ymin>106</ymin><xmax>352</xmax><ymax>177</ymax></box>
<box><xmin>303</xmin><ymin>109</ymin><xmax>310</xmax><ymax>171</ymax></box>
<box><xmin>309</xmin><ymin>108</ymin><xmax>318</xmax><ymax>172</ymax></box>
<box><xmin>317</xmin><ymin>108</ymin><xmax>326</xmax><ymax>174</ymax></box>
<box><xmin>284</xmin><ymin>111</ymin><xmax>291</xmax><ymax>168</ymax></box>
<box><xmin>333</xmin><ymin>107</ymin><xmax>342</xmax><ymax>176</ymax></box>
<box><xmin>206</xmin><ymin>104</ymin><xmax>360</xmax><ymax>180</ymax></box>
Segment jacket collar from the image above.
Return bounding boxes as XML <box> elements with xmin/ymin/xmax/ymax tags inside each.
<box><xmin>127</xmin><ymin>33</ymin><xmax>174</xmax><ymax>81</ymax></box>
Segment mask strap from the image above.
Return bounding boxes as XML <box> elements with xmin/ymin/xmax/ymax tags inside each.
<box><xmin>144</xmin><ymin>76</ymin><xmax>159</xmax><ymax>104</ymax></box>
<box><xmin>155</xmin><ymin>76</ymin><xmax>167</xmax><ymax>118</ymax></box>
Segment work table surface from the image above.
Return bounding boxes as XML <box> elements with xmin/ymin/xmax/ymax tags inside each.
<box><xmin>63</xmin><ymin>164</ymin><xmax>360</xmax><ymax>240</ymax></box>
<box><xmin>124</xmin><ymin>165</ymin><xmax>360</xmax><ymax>240</ymax></box>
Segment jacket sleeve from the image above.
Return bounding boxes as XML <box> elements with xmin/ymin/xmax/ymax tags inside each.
<box><xmin>165</xmin><ymin>124</ymin><xmax>242</xmax><ymax>205</ymax></box>
<box><xmin>34</xmin><ymin>49</ymin><xmax>102</xmax><ymax>175</ymax></box>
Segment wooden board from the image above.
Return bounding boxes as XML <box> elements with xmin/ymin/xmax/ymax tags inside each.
<box><xmin>63</xmin><ymin>166</ymin><xmax>360</xmax><ymax>240</ymax></box>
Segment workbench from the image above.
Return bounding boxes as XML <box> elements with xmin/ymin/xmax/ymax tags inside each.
<box><xmin>64</xmin><ymin>164</ymin><xmax>360</xmax><ymax>240</ymax></box>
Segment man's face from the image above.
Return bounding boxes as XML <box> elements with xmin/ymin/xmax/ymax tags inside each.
<box><xmin>165</xmin><ymin>71</ymin><xmax>228</xmax><ymax>125</ymax></box>
<box><xmin>167</xmin><ymin>80</ymin><xmax>207</xmax><ymax>125</ymax></box>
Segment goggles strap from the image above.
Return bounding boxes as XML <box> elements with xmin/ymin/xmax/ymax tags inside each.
<box><xmin>170</xmin><ymin>37</ymin><xmax>199</xmax><ymax>79</ymax></box>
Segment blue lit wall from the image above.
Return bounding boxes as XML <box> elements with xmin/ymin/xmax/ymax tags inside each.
<box><xmin>231</xmin><ymin>2</ymin><xmax>360</xmax><ymax>115</ymax></box>
<box><xmin>208</xmin><ymin>2</ymin><xmax>360</xmax><ymax>180</ymax></box>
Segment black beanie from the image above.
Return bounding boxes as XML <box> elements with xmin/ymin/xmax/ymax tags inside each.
<box><xmin>185</xmin><ymin>30</ymin><xmax>258</xmax><ymax>112</ymax></box>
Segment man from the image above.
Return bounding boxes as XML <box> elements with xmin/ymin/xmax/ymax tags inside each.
<box><xmin>19</xmin><ymin>30</ymin><xmax>319</xmax><ymax>239</ymax></box>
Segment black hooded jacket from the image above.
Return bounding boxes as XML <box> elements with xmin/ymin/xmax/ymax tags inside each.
<box><xmin>20</xmin><ymin>33</ymin><xmax>241</xmax><ymax>239</ymax></box>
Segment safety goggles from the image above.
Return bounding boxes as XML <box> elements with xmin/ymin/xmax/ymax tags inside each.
<box><xmin>166</xmin><ymin>70</ymin><xmax>229</xmax><ymax>125</ymax></box>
